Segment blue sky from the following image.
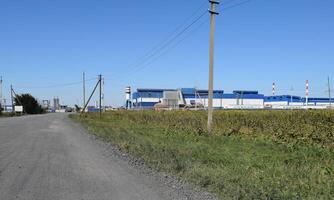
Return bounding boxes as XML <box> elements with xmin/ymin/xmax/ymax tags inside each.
<box><xmin>0</xmin><ymin>0</ymin><xmax>333</xmax><ymax>106</ymax></box>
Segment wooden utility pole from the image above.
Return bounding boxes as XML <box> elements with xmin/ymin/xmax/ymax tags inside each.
<box><xmin>207</xmin><ymin>0</ymin><xmax>219</xmax><ymax>134</ymax></box>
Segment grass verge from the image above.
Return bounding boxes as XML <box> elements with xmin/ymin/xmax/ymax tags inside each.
<box><xmin>0</xmin><ymin>113</ymin><xmax>14</xmax><ymax>118</ymax></box>
<box><xmin>70</xmin><ymin>110</ymin><xmax>334</xmax><ymax>199</ymax></box>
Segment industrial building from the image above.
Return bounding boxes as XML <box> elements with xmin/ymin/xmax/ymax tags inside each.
<box><xmin>132</xmin><ymin>88</ymin><xmax>265</xmax><ymax>110</ymax></box>
<box><xmin>131</xmin><ymin>88</ymin><xmax>333</xmax><ymax>110</ymax></box>
<box><xmin>264</xmin><ymin>96</ymin><xmax>334</xmax><ymax>109</ymax></box>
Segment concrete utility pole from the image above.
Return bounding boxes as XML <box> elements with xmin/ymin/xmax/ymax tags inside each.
<box><xmin>328</xmin><ymin>76</ymin><xmax>332</xmax><ymax>107</ymax></box>
<box><xmin>3</xmin><ymin>99</ymin><xmax>6</xmax><ymax>112</ymax></box>
<box><xmin>207</xmin><ymin>0</ymin><xmax>219</xmax><ymax>134</ymax></box>
<box><xmin>10</xmin><ymin>85</ymin><xmax>14</xmax><ymax>113</ymax></box>
<box><xmin>305</xmin><ymin>80</ymin><xmax>309</xmax><ymax>105</ymax></box>
<box><xmin>0</xmin><ymin>76</ymin><xmax>2</xmax><ymax>109</ymax></box>
<box><xmin>83</xmin><ymin>72</ymin><xmax>86</xmax><ymax>111</ymax></box>
<box><xmin>290</xmin><ymin>86</ymin><xmax>294</xmax><ymax>106</ymax></box>
<box><xmin>81</xmin><ymin>75</ymin><xmax>101</xmax><ymax>116</ymax></box>
<box><xmin>102</xmin><ymin>78</ymin><xmax>105</xmax><ymax>111</ymax></box>
<box><xmin>99</xmin><ymin>75</ymin><xmax>102</xmax><ymax>118</ymax></box>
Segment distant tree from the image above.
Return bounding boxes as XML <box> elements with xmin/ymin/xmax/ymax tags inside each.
<box><xmin>14</xmin><ymin>94</ymin><xmax>45</xmax><ymax>114</ymax></box>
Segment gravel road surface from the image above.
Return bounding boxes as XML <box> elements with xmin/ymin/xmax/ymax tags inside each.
<box><xmin>0</xmin><ymin>114</ymin><xmax>216</xmax><ymax>200</ymax></box>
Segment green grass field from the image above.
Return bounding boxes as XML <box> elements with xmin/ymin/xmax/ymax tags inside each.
<box><xmin>71</xmin><ymin>110</ymin><xmax>334</xmax><ymax>199</ymax></box>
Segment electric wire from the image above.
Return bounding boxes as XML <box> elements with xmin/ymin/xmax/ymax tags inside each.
<box><xmin>14</xmin><ymin>0</ymin><xmax>254</xmax><ymax>92</ymax></box>
<box><xmin>119</xmin><ymin>11</ymin><xmax>207</xmax><ymax>75</ymax></box>
<box><xmin>106</xmin><ymin>15</ymin><xmax>210</xmax><ymax>82</ymax></box>
<box><xmin>105</xmin><ymin>1</ymin><xmax>208</xmax><ymax>79</ymax></box>
<box><xmin>14</xmin><ymin>77</ymin><xmax>96</xmax><ymax>89</ymax></box>
<box><xmin>106</xmin><ymin>0</ymin><xmax>253</xmax><ymax>81</ymax></box>
<box><xmin>219</xmin><ymin>0</ymin><xmax>252</xmax><ymax>12</ymax></box>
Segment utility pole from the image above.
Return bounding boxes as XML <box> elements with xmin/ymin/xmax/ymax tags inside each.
<box><xmin>0</xmin><ymin>76</ymin><xmax>2</xmax><ymax>109</ymax></box>
<box><xmin>207</xmin><ymin>0</ymin><xmax>219</xmax><ymax>134</ymax></box>
<box><xmin>290</xmin><ymin>86</ymin><xmax>294</xmax><ymax>106</ymax></box>
<box><xmin>195</xmin><ymin>87</ymin><xmax>197</xmax><ymax>111</ymax></box>
<box><xmin>328</xmin><ymin>76</ymin><xmax>332</xmax><ymax>107</ymax></box>
<box><xmin>3</xmin><ymin>99</ymin><xmax>6</xmax><ymax>112</ymax></box>
<box><xmin>305</xmin><ymin>80</ymin><xmax>309</xmax><ymax>106</ymax></box>
<box><xmin>83</xmin><ymin>72</ymin><xmax>86</xmax><ymax>111</ymax></box>
<box><xmin>10</xmin><ymin>85</ymin><xmax>14</xmax><ymax>113</ymax></box>
<box><xmin>102</xmin><ymin>77</ymin><xmax>105</xmax><ymax>111</ymax></box>
<box><xmin>99</xmin><ymin>74</ymin><xmax>102</xmax><ymax>118</ymax></box>
<box><xmin>81</xmin><ymin>75</ymin><xmax>101</xmax><ymax>116</ymax></box>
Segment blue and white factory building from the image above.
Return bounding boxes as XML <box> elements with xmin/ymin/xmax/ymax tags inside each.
<box><xmin>264</xmin><ymin>95</ymin><xmax>334</xmax><ymax>108</ymax></box>
<box><xmin>131</xmin><ymin>88</ymin><xmax>334</xmax><ymax>110</ymax></box>
<box><xmin>132</xmin><ymin>88</ymin><xmax>265</xmax><ymax>109</ymax></box>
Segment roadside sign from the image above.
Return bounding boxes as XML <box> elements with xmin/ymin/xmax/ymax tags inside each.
<box><xmin>14</xmin><ymin>106</ymin><xmax>23</xmax><ymax>112</ymax></box>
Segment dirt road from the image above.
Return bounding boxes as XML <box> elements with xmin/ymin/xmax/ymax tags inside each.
<box><xmin>0</xmin><ymin>114</ymin><xmax>215</xmax><ymax>200</ymax></box>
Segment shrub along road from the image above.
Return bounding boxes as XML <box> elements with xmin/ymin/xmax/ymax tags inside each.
<box><xmin>0</xmin><ymin>113</ymin><xmax>215</xmax><ymax>200</ymax></box>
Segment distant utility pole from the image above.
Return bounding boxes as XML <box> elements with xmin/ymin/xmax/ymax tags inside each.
<box><xmin>83</xmin><ymin>72</ymin><xmax>86</xmax><ymax>111</ymax></box>
<box><xmin>328</xmin><ymin>76</ymin><xmax>332</xmax><ymax>107</ymax></box>
<box><xmin>305</xmin><ymin>80</ymin><xmax>309</xmax><ymax>105</ymax></box>
<box><xmin>81</xmin><ymin>75</ymin><xmax>103</xmax><ymax>117</ymax></box>
<box><xmin>10</xmin><ymin>86</ymin><xmax>24</xmax><ymax>113</ymax></box>
<box><xmin>290</xmin><ymin>86</ymin><xmax>294</xmax><ymax>106</ymax></box>
<box><xmin>207</xmin><ymin>0</ymin><xmax>219</xmax><ymax>134</ymax></box>
<box><xmin>3</xmin><ymin>99</ymin><xmax>6</xmax><ymax>112</ymax></box>
<box><xmin>0</xmin><ymin>76</ymin><xmax>2</xmax><ymax>108</ymax></box>
<box><xmin>102</xmin><ymin>77</ymin><xmax>105</xmax><ymax>111</ymax></box>
<box><xmin>10</xmin><ymin>84</ymin><xmax>14</xmax><ymax>113</ymax></box>
<box><xmin>99</xmin><ymin>74</ymin><xmax>102</xmax><ymax>118</ymax></box>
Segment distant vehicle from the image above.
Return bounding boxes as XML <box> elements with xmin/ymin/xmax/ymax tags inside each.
<box><xmin>65</xmin><ymin>107</ymin><xmax>73</xmax><ymax>112</ymax></box>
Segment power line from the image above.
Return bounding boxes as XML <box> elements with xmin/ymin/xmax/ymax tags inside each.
<box><xmin>106</xmin><ymin>16</ymin><xmax>211</xmax><ymax>82</ymax></box>
<box><xmin>111</xmin><ymin>11</ymin><xmax>208</xmax><ymax>79</ymax></box>
<box><xmin>13</xmin><ymin>77</ymin><xmax>96</xmax><ymax>89</ymax></box>
<box><xmin>131</xmin><ymin>0</ymin><xmax>208</xmax><ymax>65</ymax></box>
<box><xmin>105</xmin><ymin>0</ymin><xmax>253</xmax><ymax>82</ymax></box>
<box><xmin>126</xmin><ymin>16</ymin><xmax>207</xmax><ymax>78</ymax></box>
<box><xmin>219</xmin><ymin>0</ymin><xmax>252</xmax><ymax>12</ymax></box>
<box><xmin>105</xmin><ymin>2</ymin><xmax>209</xmax><ymax>79</ymax></box>
<box><xmin>103</xmin><ymin>15</ymin><xmax>207</xmax><ymax>81</ymax></box>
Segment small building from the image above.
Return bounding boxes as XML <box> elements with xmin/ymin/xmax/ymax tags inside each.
<box><xmin>132</xmin><ymin>89</ymin><xmax>175</xmax><ymax>109</ymax></box>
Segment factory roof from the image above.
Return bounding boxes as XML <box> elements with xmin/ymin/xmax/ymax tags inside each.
<box><xmin>137</xmin><ymin>88</ymin><xmax>176</xmax><ymax>93</ymax></box>
<box><xmin>233</xmin><ymin>90</ymin><xmax>259</xmax><ymax>95</ymax></box>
